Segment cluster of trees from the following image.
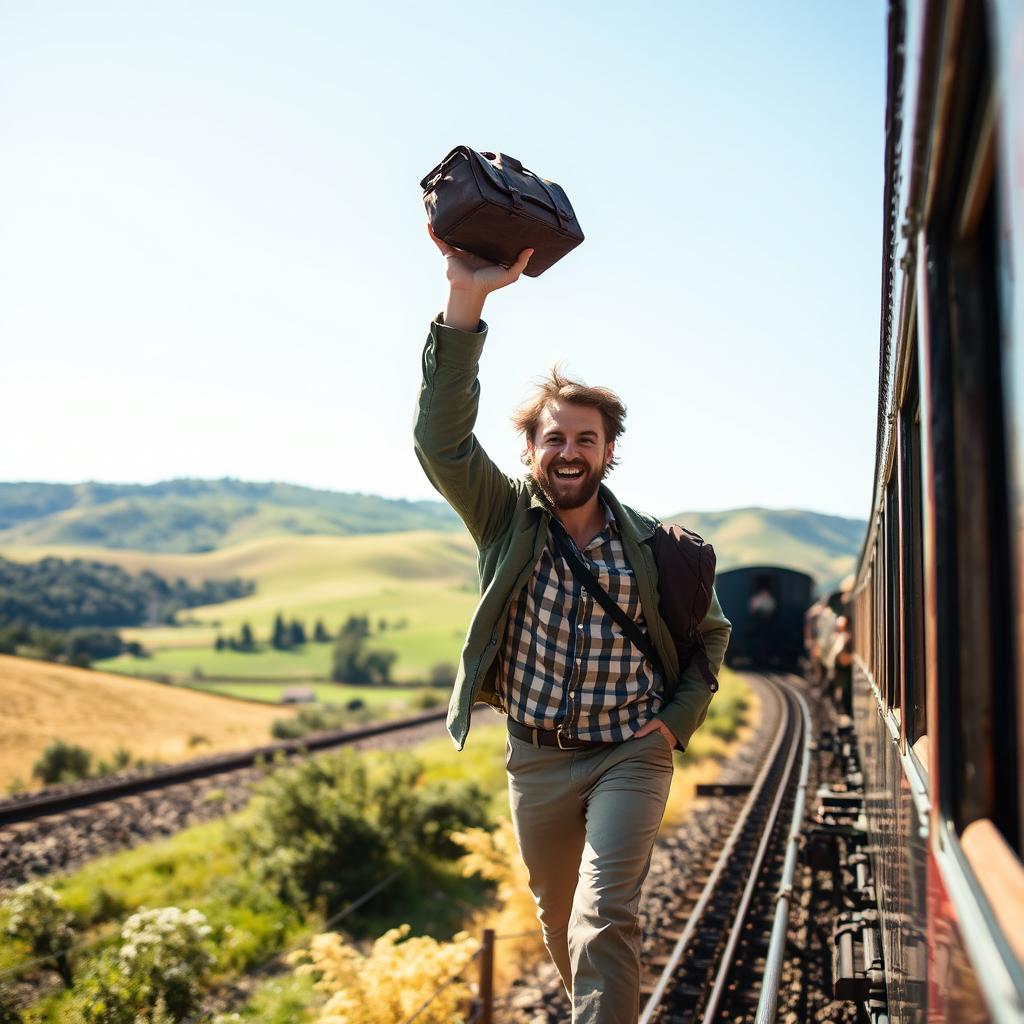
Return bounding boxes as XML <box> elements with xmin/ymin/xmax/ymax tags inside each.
<box><xmin>0</xmin><ymin>624</ymin><xmax>142</xmax><ymax>668</ymax></box>
<box><xmin>0</xmin><ymin>554</ymin><xmax>253</xmax><ymax>630</ymax></box>
<box><xmin>331</xmin><ymin>615</ymin><xmax>398</xmax><ymax>685</ymax></box>
<box><xmin>214</xmin><ymin>614</ymin><xmax>332</xmax><ymax>652</ymax></box>
<box><xmin>214</xmin><ymin>614</ymin><xmax>404</xmax><ymax>687</ymax></box>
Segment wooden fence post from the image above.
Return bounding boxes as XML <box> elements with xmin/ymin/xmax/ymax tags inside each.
<box><xmin>478</xmin><ymin>928</ymin><xmax>495</xmax><ymax>1024</ymax></box>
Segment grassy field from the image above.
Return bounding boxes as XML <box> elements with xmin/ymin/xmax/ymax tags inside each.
<box><xmin>0</xmin><ymin>654</ymin><xmax>297</xmax><ymax>792</ymax></box>
<box><xmin>2</xmin><ymin>530</ymin><xmax>479</xmax><ymax>683</ymax></box>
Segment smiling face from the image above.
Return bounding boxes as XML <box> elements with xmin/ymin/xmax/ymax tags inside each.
<box><xmin>527</xmin><ymin>400</ymin><xmax>615</xmax><ymax>511</ymax></box>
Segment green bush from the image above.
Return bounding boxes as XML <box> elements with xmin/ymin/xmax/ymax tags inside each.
<box><xmin>409</xmin><ymin>689</ymin><xmax>444</xmax><ymax>711</ymax></box>
<box><xmin>32</xmin><ymin>740</ymin><xmax>92</xmax><ymax>785</ymax></box>
<box><xmin>233</xmin><ymin>750</ymin><xmax>488</xmax><ymax>915</ymax></box>
<box><xmin>409</xmin><ymin>780</ymin><xmax>491</xmax><ymax>857</ymax></box>
<box><xmin>95</xmin><ymin>746</ymin><xmax>132</xmax><ymax>776</ymax></box>
<box><xmin>233</xmin><ymin>751</ymin><xmax>399</xmax><ymax>913</ymax></box>
<box><xmin>270</xmin><ymin>703</ymin><xmax>373</xmax><ymax>741</ymax></box>
<box><xmin>69</xmin><ymin>906</ymin><xmax>213</xmax><ymax>1023</ymax></box>
<box><xmin>3</xmin><ymin>881</ymin><xmax>76</xmax><ymax>988</ymax></box>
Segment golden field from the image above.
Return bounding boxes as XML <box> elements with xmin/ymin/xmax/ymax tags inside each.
<box><xmin>0</xmin><ymin>654</ymin><xmax>295</xmax><ymax>791</ymax></box>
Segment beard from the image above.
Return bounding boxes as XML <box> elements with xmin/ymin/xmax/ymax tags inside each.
<box><xmin>533</xmin><ymin>459</ymin><xmax>606</xmax><ymax>511</ymax></box>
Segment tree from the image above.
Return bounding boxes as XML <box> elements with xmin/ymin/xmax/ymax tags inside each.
<box><xmin>214</xmin><ymin>636</ymin><xmax>225</xmax><ymax>652</ymax></box>
<box><xmin>340</xmin><ymin>614</ymin><xmax>370</xmax><ymax>639</ymax></box>
<box><xmin>331</xmin><ymin>633</ymin><xmax>398</xmax><ymax>685</ymax></box>
<box><xmin>313</xmin><ymin>619</ymin><xmax>330</xmax><ymax>643</ymax></box>
<box><xmin>289</xmin><ymin>619</ymin><xmax>307</xmax><ymax>646</ymax></box>
<box><xmin>239</xmin><ymin>622</ymin><xmax>255</xmax><ymax>651</ymax></box>
<box><xmin>271</xmin><ymin>613</ymin><xmax>289</xmax><ymax>650</ymax></box>
<box><xmin>362</xmin><ymin>649</ymin><xmax>396</xmax><ymax>685</ymax></box>
<box><xmin>331</xmin><ymin>634</ymin><xmax>364</xmax><ymax>683</ymax></box>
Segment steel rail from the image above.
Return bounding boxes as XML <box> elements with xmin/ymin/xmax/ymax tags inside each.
<box><xmin>0</xmin><ymin>709</ymin><xmax>446</xmax><ymax>827</ymax></box>
<box><xmin>754</xmin><ymin>675</ymin><xmax>814</xmax><ymax>1023</ymax></box>
<box><xmin>638</xmin><ymin>678</ymin><xmax>790</xmax><ymax>1024</ymax></box>
<box><xmin>699</xmin><ymin>684</ymin><xmax>803</xmax><ymax>1023</ymax></box>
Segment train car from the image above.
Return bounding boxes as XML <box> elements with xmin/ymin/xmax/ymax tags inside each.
<box><xmin>850</xmin><ymin>1</ymin><xmax>1024</xmax><ymax>1021</ymax></box>
<box><xmin>716</xmin><ymin>566</ymin><xmax>813</xmax><ymax>670</ymax></box>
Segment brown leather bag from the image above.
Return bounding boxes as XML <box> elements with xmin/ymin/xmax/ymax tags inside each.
<box><xmin>420</xmin><ymin>147</ymin><xmax>584</xmax><ymax>277</ymax></box>
<box><xmin>648</xmin><ymin>524</ymin><xmax>720</xmax><ymax>693</ymax></box>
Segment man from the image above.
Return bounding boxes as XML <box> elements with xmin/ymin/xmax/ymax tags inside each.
<box><xmin>414</xmin><ymin>224</ymin><xmax>731</xmax><ymax>1023</ymax></box>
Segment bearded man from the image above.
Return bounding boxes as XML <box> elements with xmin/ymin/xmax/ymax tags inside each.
<box><xmin>414</xmin><ymin>225</ymin><xmax>731</xmax><ymax>1024</ymax></box>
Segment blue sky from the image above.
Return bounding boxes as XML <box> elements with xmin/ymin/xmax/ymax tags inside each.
<box><xmin>0</xmin><ymin>1</ymin><xmax>886</xmax><ymax>520</ymax></box>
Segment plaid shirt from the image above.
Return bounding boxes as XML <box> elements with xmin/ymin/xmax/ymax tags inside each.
<box><xmin>496</xmin><ymin>502</ymin><xmax>664</xmax><ymax>742</ymax></box>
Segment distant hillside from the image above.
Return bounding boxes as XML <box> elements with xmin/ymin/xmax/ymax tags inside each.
<box><xmin>0</xmin><ymin>479</ymin><xmax>460</xmax><ymax>553</ymax></box>
<box><xmin>663</xmin><ymin>508</ymin><xmax>866</xmax><ymax>593</ymax></box>
<box><xmin>1</xmin><ymin>531</ymin><xmax>480</xmax><ymax>683</ymax></box>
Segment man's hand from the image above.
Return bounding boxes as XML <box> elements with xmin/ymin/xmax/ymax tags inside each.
<box><xmin>428</xmin><ymin>223</ymin><xmax>533</xmax><ymax>332</ymax></box>
<box><xmin>634</xmin><ymin>719</ymin><xmax>676</xmax><ymax>752</ymax></box>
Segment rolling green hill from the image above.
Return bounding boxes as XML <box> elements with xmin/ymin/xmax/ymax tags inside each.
<box><xmin>2</xmin><ymin>531</ymin><xmax>480</xmax><ymax>684</ymax></box>
<box><xmin>0</xmin><ymin>479</ymin><xmax>460</xmax><ymax>553</ymax></box>
<box><xmin>663</xmin><ymin>507</ymin><xmax>866</xmax><ymax>592</ymax></box>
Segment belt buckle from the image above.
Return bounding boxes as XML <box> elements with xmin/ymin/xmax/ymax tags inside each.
<box><xmin>556</xmin><ymin>728</ymin><xmax>578</xmax><ymax>750</ymax></box>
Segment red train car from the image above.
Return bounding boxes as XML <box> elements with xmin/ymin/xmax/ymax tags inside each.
<box><xmin>851</xmin><ymin>1</ymin><xmax>1024</xmax><ymax>1020</ymax></box>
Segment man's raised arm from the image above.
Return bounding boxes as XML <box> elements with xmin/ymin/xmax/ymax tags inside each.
<box><xmin>412</xmin><ymin>225</ymin><xmax>533</xmax><ymax>548</ymax></box>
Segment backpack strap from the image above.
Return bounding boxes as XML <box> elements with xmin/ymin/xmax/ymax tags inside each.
<box><xmin>548</xmin><ymin>520</ymin><xmax>664</xmax><ymax>674</ymax></box>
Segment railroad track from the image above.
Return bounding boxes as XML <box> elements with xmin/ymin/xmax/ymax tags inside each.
<box><xmin>0</xmin><ymin>709</ymin><xmax>446</xmax><ymax>828</ymax></box>
<box><xmin>639</xmin><ymin>672</ymin><xmax>812</xmax><ymax>1023</ymax></box>
<box><xmin>0</xmin><ymin>709</ymin><xmax>450</xmax><ymax>887</ymax></box>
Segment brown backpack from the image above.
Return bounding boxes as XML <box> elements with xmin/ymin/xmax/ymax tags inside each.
<box><xmin>550</xmin><ymin>518</ymin><xmax>719</xmax><ymax>693</ymax></box>
<box><xmin>648</xmin><ymin>524</ymin><xmax>719</xmax><ymax>693</ymax></box>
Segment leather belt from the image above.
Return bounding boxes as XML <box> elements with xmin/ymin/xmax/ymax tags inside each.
<box><xmin>507</xmin><ymin>718</ymin><xmax>614</xmax><ymax>751</ymax></box>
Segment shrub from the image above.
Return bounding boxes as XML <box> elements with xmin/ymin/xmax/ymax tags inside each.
<box><xmin>95</xmin><ymin>746</ymin><xmax>132</xmax><ymax>776</ymax></box>
<box><xmin>233</xmin><ymin>752</ymin><xmax>402</xmax><ymax>913</ymax></box>
<box><xmin>3</xmin><ymin>881</ymin><xmax>76</xmax><ymax>988</ymax></box>
<box><xmin>270</xmin><ymin>704</ymin><xmax>374</xmax><ymax>741</ymax></box>
<box><xmin>69</xmin><ymin>906</ymin><xmax>213</xmax><ymax>1023</ymax></box>
<box><xmin>4</xmin><ymin>777</ymin><xmax>26</xmax><ymax>797</ymax></box>
<box><xmin>428</xmin><ymin>662</ymin><xmax>457</xmax><ymax>686</ymax></box>
<box><xmin>32</xmin><ymin>740</ymin><xmax>92</xmax><ymax>785</ymax></box>
<box><xmin>234</xmin><ymin>750</ymin><xmax>495</xmax><ymax>916</ymax></box>
<box><xmin>0</xmin><ymin>985</ymin><xmax>23</xmax><ymax>1023</ymax></box>
<box><xmin>287</xmin><ymin>924</ymin><xmax>478</xmax><ymax>1024</ymax></box>
<box><xmin>410</xmin><ymin>781</ymin><xmax>491</xmax><ymax>857</ymax></box>
<box><xmin>410</xmin><ymin>689</ymin><xmax>444</xmax><ymax>711</ymax></box>
<box><xmin>453</xmin><ymin>819</ymin><xmax>544</xmax><ymax>987</ymax></box>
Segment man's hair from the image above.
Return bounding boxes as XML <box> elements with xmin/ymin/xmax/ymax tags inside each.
<box><xmin>512</xmin><ymin>364</ymin><xmax>627</xmax><ymax>471</ymax></box>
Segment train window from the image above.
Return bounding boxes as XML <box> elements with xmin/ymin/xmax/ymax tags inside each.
<box><xmin>883</xmin><ymin>482</ymin><xmax>899</xmax><ymax>712</ymax></box>
<box><xmin>900</xmin><ymin>368</ymin><xmax>928</xmax><ymax>770</ymax></box>
<box><xmin>923</xmin><ymin>0</ymin><xmax>1019</xmax><ymax>850</ymax></box>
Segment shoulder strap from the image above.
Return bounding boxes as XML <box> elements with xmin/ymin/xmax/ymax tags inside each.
<box><xmin>549</xmin><ymin>520</ymin><xmax>663</xmax><ymax>672</ymax></box>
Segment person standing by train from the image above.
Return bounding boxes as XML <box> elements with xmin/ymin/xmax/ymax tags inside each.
<box><xmin>414</xmin><ymin>224</ymin><xmax>732</xmax><ymax>1023</ymax></box>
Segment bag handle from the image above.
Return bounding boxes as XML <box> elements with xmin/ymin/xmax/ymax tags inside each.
<box><xmin>488</xmin><ymin>152</ymin><xmax>571</xmax><ymax>229</ymax></box>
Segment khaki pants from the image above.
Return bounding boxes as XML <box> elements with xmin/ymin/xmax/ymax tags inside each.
<box><xmin>506</xmin><ymin>729</ymin><xmax>675</xmax><ymax>1024</ymax></box>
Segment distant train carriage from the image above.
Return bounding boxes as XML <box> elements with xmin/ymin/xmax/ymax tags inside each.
<box><xmin>715</xmin><ymin>566</ymin><xmax>813</xmax><ymax>670</ymax></box>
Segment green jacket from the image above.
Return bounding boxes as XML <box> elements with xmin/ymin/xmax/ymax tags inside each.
<box><xmin>413</xmin><ymin>315</ymin><xmax>732</xmax><ymax>751</ymax></box>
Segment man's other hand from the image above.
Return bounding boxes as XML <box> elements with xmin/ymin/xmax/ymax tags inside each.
<box><xmin>634</xmin><ymin>719</ymin><xmax>676</xmax><ymax>752</ymax></box>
